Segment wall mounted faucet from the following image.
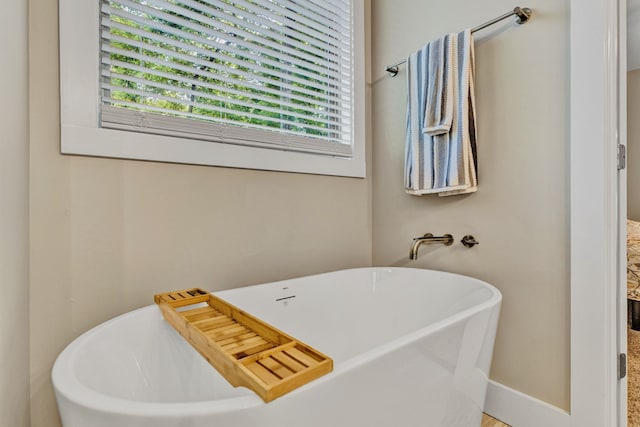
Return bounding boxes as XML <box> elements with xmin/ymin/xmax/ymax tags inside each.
<box><xmin>409</xmin><ymin>233</ymin><xmax>454</xmax><ymax>260</ymax></box>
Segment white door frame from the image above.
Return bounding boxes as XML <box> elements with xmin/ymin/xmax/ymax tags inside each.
<box><xmin>618</xmin><ymin>0</ymin><xmax>629</xmax><ymax>422</ymax></box>
<box><xmin>570</xmin><ymin>0</ymin><xmax>626</xmax><ymax>425</ymax></box>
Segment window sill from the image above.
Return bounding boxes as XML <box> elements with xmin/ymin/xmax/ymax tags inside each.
<box><xmin>61</xmin><ymin>125</ymin><xmax>366</xmax><ymax>178</ymax></box>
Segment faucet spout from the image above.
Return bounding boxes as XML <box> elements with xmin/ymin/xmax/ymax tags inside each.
<box><xmin>409</xmin><ymin>233</ymin><xmax>454</xmax><ymax>260</ymax></box>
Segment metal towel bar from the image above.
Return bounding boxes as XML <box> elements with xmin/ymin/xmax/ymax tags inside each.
<box><xmin>385</xmin><ymin>6</ymin><xmax>532</xmax><ymax>77</ymax></box>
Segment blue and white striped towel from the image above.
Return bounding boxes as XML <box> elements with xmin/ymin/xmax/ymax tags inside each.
<box><xmin>404</xmin><ymin>29</ymin><xmax>477</xmax><ymax>196</ymax></box>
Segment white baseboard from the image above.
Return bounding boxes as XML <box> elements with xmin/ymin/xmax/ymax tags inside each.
<box><xmin>484</xmin><ymin>380</ymin><xmax>571</xmax><ymax>427</ymax></box>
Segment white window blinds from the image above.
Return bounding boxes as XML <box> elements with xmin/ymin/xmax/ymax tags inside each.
<box><xmin>99</xmin><ymin>0</ymin><xmax>354</xmax><ymax>157</ymax></box>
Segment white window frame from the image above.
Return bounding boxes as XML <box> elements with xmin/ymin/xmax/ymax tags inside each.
<box><xmin>59</xmin><ymin>0</ymin><xmax>366</xmax><ymax>178</ymax></box>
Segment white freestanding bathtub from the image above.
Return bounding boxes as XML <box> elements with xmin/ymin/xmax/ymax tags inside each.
<box><xmin>52</xmin><ymin>267</ymin><xmax>501</xmax><ymax>427</ymax></box>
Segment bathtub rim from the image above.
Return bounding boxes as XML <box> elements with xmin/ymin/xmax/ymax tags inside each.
<box><xmin>52</xmin><ymin>267</ymin><xmax>502</xmax><ymax>418</ymax></box>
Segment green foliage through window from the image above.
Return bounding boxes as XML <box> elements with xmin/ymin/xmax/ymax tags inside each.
<box><xmin>100</xmin><ymin>0</ymin><xmax>353</xmax><ymax>145</ymax></box>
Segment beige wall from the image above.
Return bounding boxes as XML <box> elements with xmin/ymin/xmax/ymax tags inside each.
<box><xmin>371</xmin><ymin>0</ymin><xmax>570</xmax><ymax>410</ymax></box>
<box><xmin>1</xmin><ymin>0</ymin><xmax>30</xmax><ymax>426</ymax></box>
<box><xmin>28</xmin><ymin>1</ymin><xmax>372</xmax><ymax>425</ymax></box>
<box><xmin>629</xmin><ymin>70</ymin><xmax>640</xmax><ymax>221</ymax></box>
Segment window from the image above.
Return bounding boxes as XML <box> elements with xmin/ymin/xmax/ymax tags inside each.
<box><xmin>59</xmin><ymin>0</ymin><xmax>365</xmax><ymax>177</ymax></box>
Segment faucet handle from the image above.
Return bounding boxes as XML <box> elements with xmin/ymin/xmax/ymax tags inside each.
<box><xmin>460</xmin><ymin>235</ymin><xmax>479</xmax><ymax>248</ymax></box>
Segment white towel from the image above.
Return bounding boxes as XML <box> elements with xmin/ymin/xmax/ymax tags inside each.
<box><xmin>404</xmin><ymin>29</ymin><xmax>477</xmax><ymax>197</ymax></box>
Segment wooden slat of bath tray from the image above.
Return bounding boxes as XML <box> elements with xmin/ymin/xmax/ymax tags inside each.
<box><xmin>241</xmin><ymin>344</ymin><xmax>330</xmax><ymax>399</ymax></box>
<box><xmin>154</xmin><ymin>288</ymin><xmax>333</xmax><ymax>402</ymax></box>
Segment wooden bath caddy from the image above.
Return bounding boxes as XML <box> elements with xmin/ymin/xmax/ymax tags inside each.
<box><xmin>154</xmin><ymin>288</ymin><xmax>333</xmax><ymax>402</ymax></box>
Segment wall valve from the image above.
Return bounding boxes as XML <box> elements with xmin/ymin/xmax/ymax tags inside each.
<box><xmin>461</xmin><ymin>235</ymin><xmax>479</xmax><ymax>248</ymax></box>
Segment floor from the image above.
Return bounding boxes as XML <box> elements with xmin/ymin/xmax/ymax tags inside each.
<box><xmin>481</xmin><ymin>413</ymin><xmax>509</xmax><ymax>427</ymax></box>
